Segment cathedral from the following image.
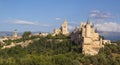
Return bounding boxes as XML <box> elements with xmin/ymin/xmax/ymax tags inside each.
<box><xmin>52</xmin><ymin>19</ymin><xmax>69</xmax><ymax>36</ymax></box>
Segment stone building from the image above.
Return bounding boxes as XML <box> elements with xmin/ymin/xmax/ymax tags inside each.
<box><xmin>102</xmin><ymin>40</ymin><xmax>111</xmax><ymax>44</ymax></box>
<box><xmin>53</xmin><ymin>28</ymin><xmax>61</xmax><ymax>36</ymax></box>
<box><xmin>52</xmin><ymin>19</ymin><xmax>69</xmax><ymax>36</ymax></box>
<box><xmin>71</xmin><ymin>21</ymin><xmax>106</xmax><ymax>55</ymax></box>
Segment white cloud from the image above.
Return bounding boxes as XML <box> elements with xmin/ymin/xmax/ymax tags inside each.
<box><xmin>91</xmin><ymin>10</ymin><xmax>100</xmax><ymax>14</ymax></box>
<box><xmin>8</xmin><ymin>19</ymin><xmax>52</xmax><ymax>27</ymax></box>
<box><xmin>68</xmin><ymin>25</ymin><xmax>75</xmax><ymax>31</ymax></box>
<box><xmin>55</xmin><ymin>18</ymin><xmax>61</xmax><ymax>21</ymax></box>
<box><xmin>40</xmin><ymin>24</ymin><xmax>51</xmax><ymax>27</ymax></box>
<box><xmin>95</xmin><ymin>22</ymin><xmax>120</xmax><ymax>32</ymax></box>
<box><xmin>90</xmin><ymin>10</ymin><xmax>114</xmax><ymax>19</ymax></box>
<box><xmin>68</xmin><ymin>21</ymin><xmax>78</xmax><ymax>25</ymax></box>
<box><xmin>14</xmin><ymin>20</ymin><xmax>37</xmax><ymax>25</ymax></box>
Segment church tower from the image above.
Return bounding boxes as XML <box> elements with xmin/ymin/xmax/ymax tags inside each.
<box><xmin>61</xmin><ymin>19</ymin><xmax>69</xmax><ymax>35</ymax></box>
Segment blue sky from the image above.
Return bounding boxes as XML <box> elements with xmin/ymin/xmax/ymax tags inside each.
<box><xmin>0</xmin><ymin>0</ymin><xmax>120</xmax><ymax>32</ymax></box>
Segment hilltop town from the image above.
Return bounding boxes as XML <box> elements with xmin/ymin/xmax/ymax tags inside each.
<box><xmin>0</xmin><ymin>0</ymin><xmax>120</xmax><ymax>65</ymax></box>
<box><xmin>0</xmin><ymin>19</ymin><xmax>111</xmax><ymax>55</ymax></box>
<box><xmin>0</xmin><ymin>19</ymin><xmax>120</xmax><ymax>65</ymax></box>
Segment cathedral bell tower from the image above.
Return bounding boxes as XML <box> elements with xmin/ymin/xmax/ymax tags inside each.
<box><xmin>61</xmin><ymin>19</ymin><xmax>69</xmax><ymax>35</ymax></box>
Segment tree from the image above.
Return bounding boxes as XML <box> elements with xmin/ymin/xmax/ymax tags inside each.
<box><xmin>72</xmin><ymin>60</ymin><xmax>80</xmax><ymax>65</ymax></box>
<box><xmin>22</xmin><ymin>31</ymin><xmax>32</xmax><ymax>41</ymax></box>
<box><xmin>98</xmin><ymin>53</ymin><xmax>107</xmax><ymax>65</ymax></box>
<box><xmin>91</xmin><ymin>56</ymin><xmax>98</xmax><ymax>65</ymax></box>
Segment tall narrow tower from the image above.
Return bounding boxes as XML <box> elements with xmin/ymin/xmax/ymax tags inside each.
<box><xmin>85</xmin><ymin>20</ymin><xmax>91</xmax><ymax>37</ymax></box>
<box><xmin>61</xmin><ymin>19</ymin><xmax>69</xmax><ymax>35</ymax></box>
<box><xmin>13</xmin><ymin>29</ymin><xmax>18</xmax><ymax>38</ymax></box>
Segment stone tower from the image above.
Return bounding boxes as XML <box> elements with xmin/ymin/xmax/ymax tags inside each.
<box><xmin>13</xmin><ymin>29</ymin><xmax>18</xmax><ymax>38</ymax></box>
<box><xmin>61</xmin><ymin>19</ymin><xmax>69</xmax><ymax>35</ymax></box>
<box><xmin>85</xmin><ymin>22</ymin><xmax>91</xmax><ymax>38</ymax></box>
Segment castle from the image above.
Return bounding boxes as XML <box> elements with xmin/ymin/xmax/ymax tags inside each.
<box><xmin>81</xmin><ymin>21</ymin><xmax>104</xmax><ymax>55</ymax></box>
<box><xmin>71</xmin><ymin>20</ymin><xmax>111</xmax><ymax>55</ymax></box>
<box><xmin>0</xmin><ymin>19</ymin><xmax>111</xmax><ymax>55</ymax></box>
<box><xmin>52</xmin><ymin>19</ymin><xmax>69</xmax><ymax>36</ymax></box>
<box><xmin>52</xmin><ymin>19</ymin><xmax>111</xmax><ymax>55</ymax></box>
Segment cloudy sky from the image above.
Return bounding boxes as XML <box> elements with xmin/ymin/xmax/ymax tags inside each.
<box><xmin>0</xmin><ymin>0</ymin><xmax>120</xmax><ymax>32</ymax></box>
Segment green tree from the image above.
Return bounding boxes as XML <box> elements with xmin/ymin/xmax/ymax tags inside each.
<box><xmin>22</xmin><ymin>31</ymin><xmax>32</xmax><ymax>41</ymax></box>
<box><xmin>72</xmin><ymin>60</ymin><xmax>80</xmax><ymax>65</ymax></box>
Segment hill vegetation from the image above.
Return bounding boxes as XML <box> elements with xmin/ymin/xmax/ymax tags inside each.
<box><xmin>0</xmin><ymin>31</ymin><xmax>120</xmax><ymax>65</ymax></box>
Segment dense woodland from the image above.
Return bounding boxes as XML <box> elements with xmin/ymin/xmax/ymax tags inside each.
<box><xmin>0</xmin><ymin>31</ymin><xmax>120</xmax><ymax>65</ymax></box>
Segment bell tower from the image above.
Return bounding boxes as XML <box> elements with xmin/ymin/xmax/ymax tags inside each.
<box><xmin>61</xmin><ymin>19</ymin><xmax>69</xmax><ymax>35</ymax></box>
